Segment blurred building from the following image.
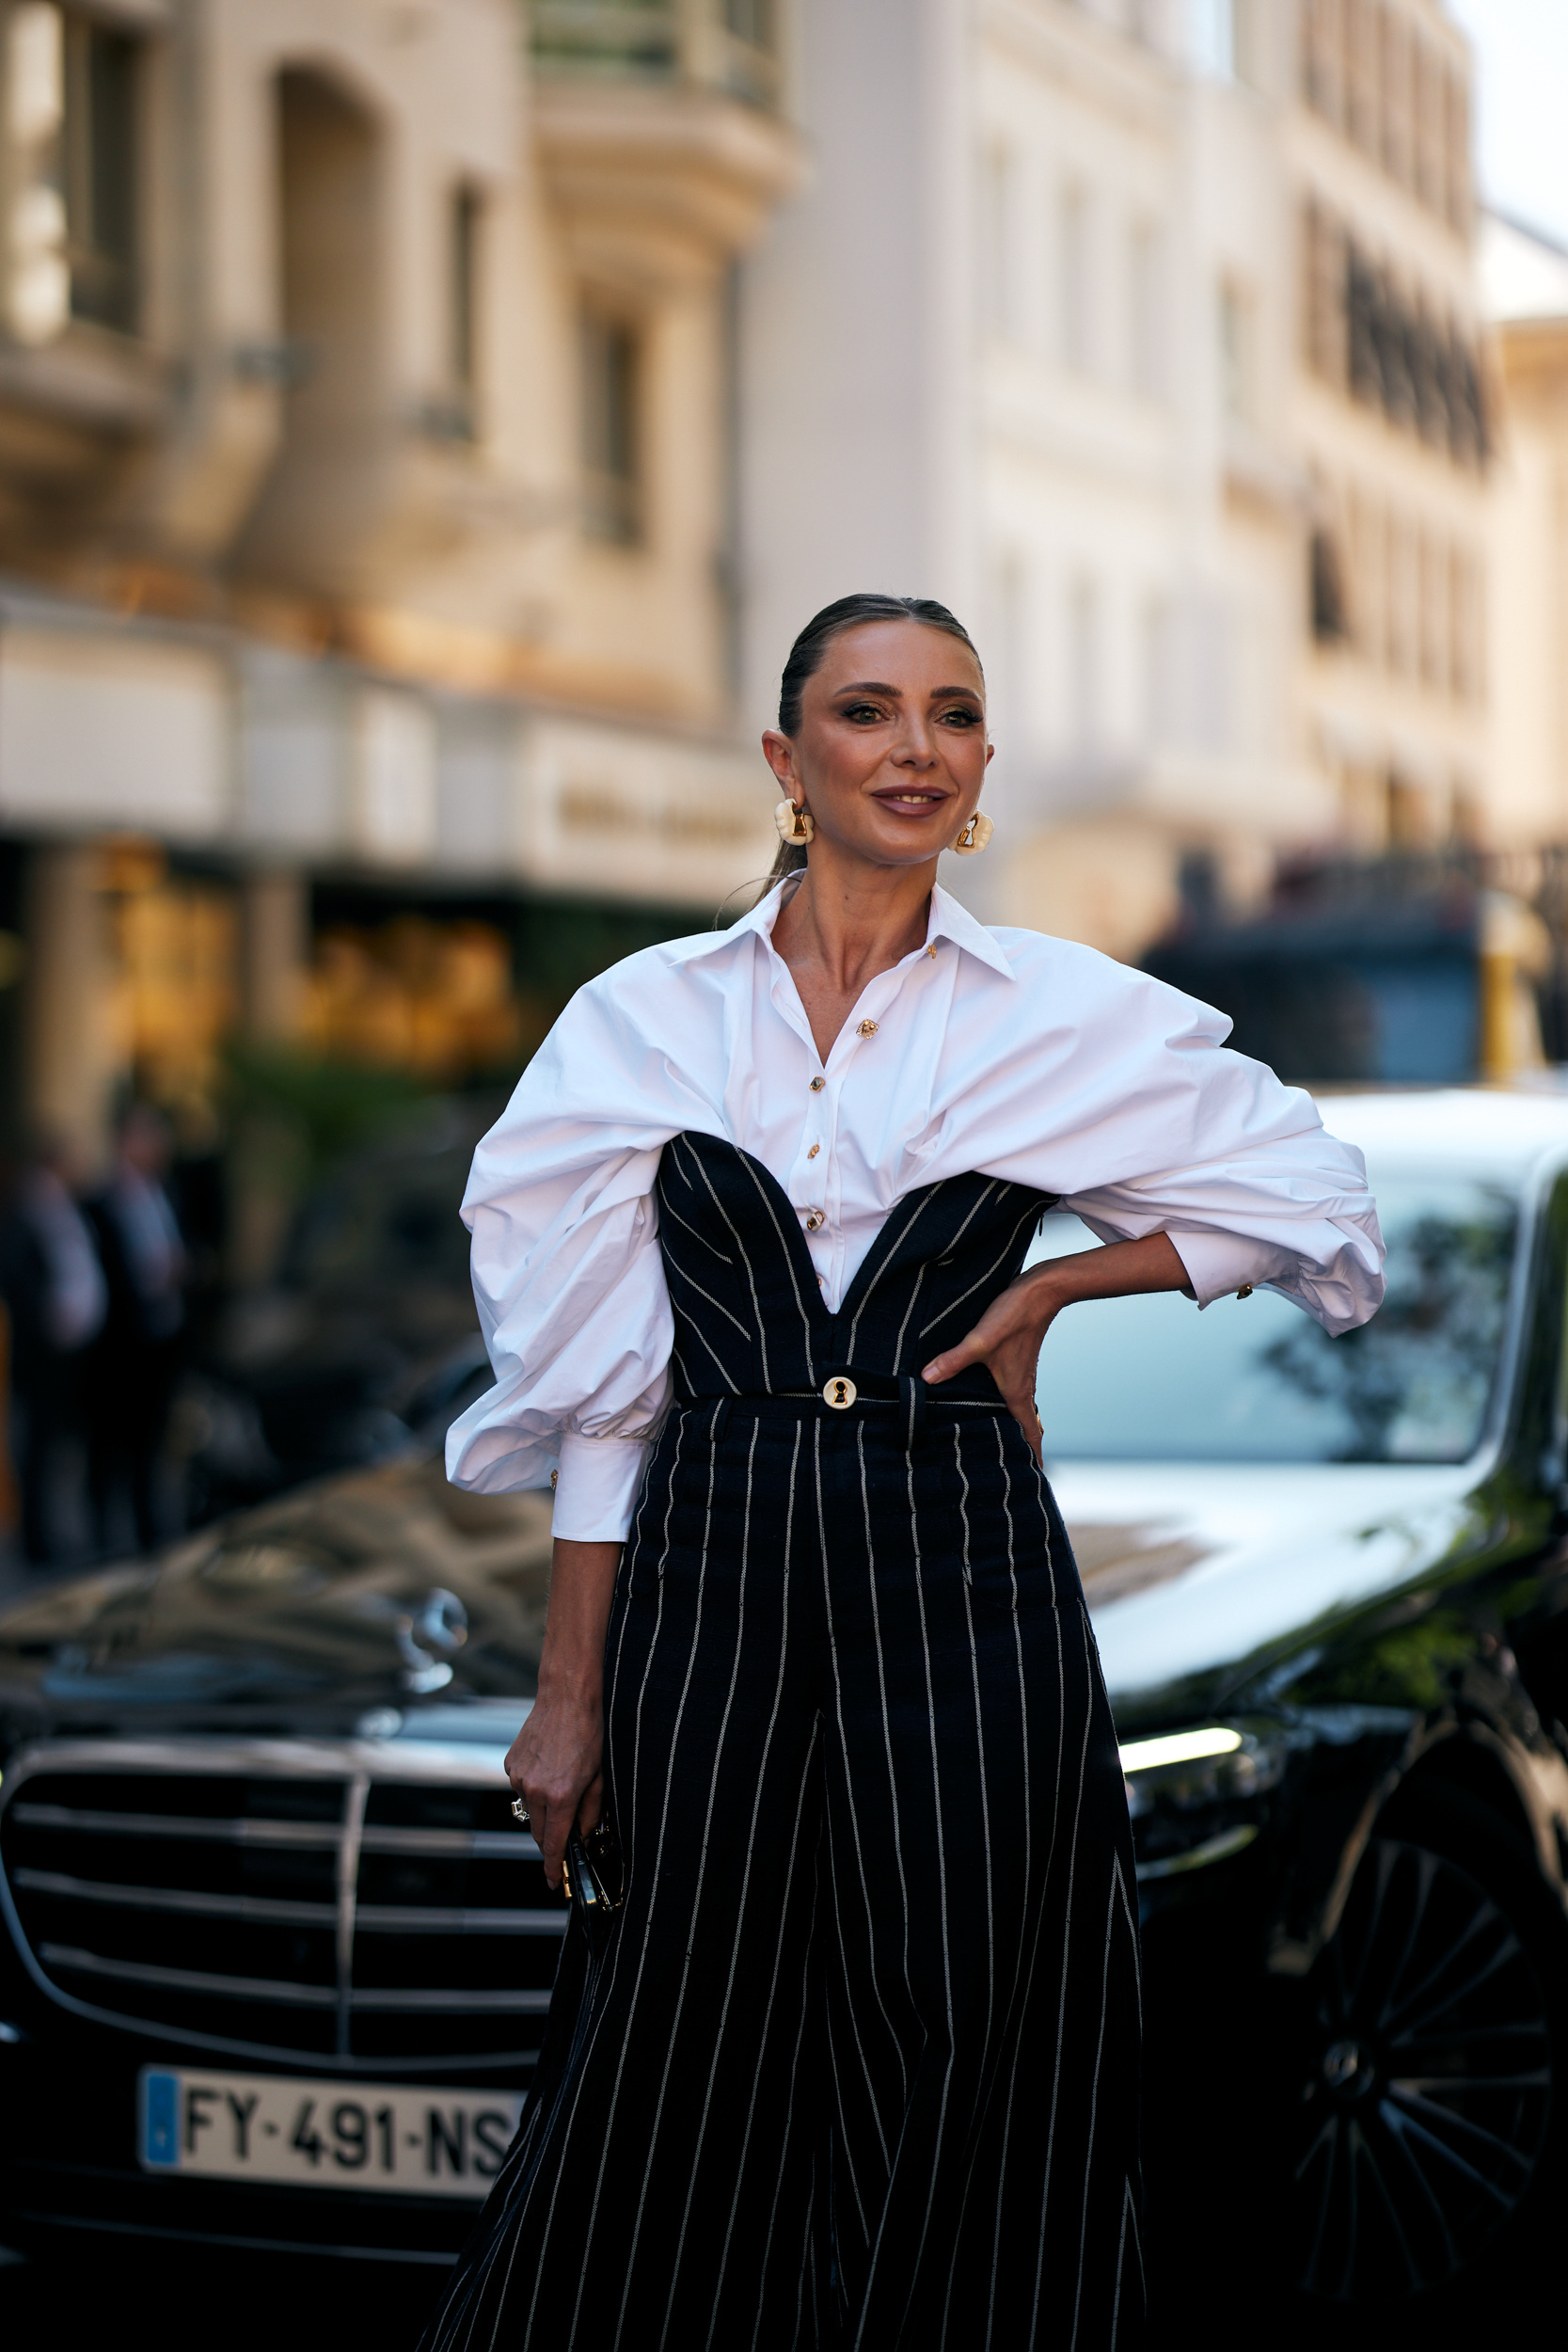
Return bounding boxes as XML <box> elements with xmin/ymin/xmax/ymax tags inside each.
<box><xmin>0</xmin><ymin>0</ymin><xmax>799</xmax><ymax>1163</ymax></box>
<box><xmin>739</xmin><ymin>0</ymin><xmax>1489</xmax><ymax>958</ymax></box>
<box><xmin>1481</xmin><ymin>211</ymin><xmax>1568</xmax><ymax>856</ymax></box>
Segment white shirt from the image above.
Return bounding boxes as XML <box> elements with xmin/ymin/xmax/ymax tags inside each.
<box><xmin>449</xmin><ymin>881</ymin><xmax>1385</xmax><ymax>1541</ymax></box>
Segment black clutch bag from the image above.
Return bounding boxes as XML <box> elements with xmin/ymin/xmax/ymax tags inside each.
<box><xmin>562</xmin><ymin>1817</ymin><xmax>625</xmax><ymax>1953</ymax></box>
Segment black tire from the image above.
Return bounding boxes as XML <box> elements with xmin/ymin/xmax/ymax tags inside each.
<box><xmin>1266</xmin><ymin>1794</ymin><xmax>1568</xmax><ymax>2340</ymax></box>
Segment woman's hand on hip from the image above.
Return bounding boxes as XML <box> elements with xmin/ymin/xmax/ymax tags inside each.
<box><xmin>507</xmin><ymin>1536</ymin><xmax>623</xmax><ymax>1889</ymax></box>
<box><xmin>921</xmin><ymin>1232</ymin><xmax>1189</xmax><ymax>1462</ymax></box>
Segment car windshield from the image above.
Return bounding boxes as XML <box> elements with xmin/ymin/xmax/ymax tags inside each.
<box><xmin>1033</xmin><ymin>1172</ymin><xmax>1520</xmax><ymax>1465</ymax></box>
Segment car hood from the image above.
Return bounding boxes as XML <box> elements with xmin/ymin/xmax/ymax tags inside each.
<box><xmin>1055</xmin><ymin>1458</ymin><xmax>1488</xmax><ymax>1723</ymax></box>
<box><xmin>0</xmin><ymin>1458</ymin><xmax>552</xmax><ymax>1747</ymax></box>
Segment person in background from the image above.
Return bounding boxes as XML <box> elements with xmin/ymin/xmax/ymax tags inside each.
<box><xmin>0</xmin><ymin>1135</ymin><xmax>108</xmax><ymax>1568</ymax></box>
<box><xmin>85</xmin><ymin>1102</ymin><xmax>188</xmax><ymax>1554</ymax></box>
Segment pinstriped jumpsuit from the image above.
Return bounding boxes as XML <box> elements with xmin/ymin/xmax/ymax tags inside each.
<box><xmin>423</xmin><ymin>1131</ymin><xmax>1144</xmax><ymax>2350</ymax></box>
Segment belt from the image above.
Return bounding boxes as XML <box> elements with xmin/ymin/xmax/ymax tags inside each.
<box><xmin>676</xmin><ymin>1375</ymin><xmax>1012</xmax><ymax>1446</ymax></box>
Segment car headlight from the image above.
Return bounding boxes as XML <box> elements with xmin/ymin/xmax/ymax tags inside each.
<box><xmin>1118</xmin><ymin>1721</ymin><xmax>1291</xmax><ymax>1880</ymax></box>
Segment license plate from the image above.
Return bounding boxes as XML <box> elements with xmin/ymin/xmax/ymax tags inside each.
<box><xmin>138</xmin><ymin>2067</ymin><xmax>524</xmax><ymax>2199</ymax></box>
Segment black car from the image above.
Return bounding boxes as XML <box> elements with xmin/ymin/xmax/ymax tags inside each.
<box><xmin>5</xmin><ymin>1084</ymin><xmax>1568</xmax><ymax>2336</ymax></box>
<box><xmin>0</xmin><ymin>1462</ymin><xmax>558</xmax><ymax>2312</ymax></box>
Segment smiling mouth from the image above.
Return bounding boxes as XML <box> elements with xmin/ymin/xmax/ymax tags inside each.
<box><xmin>875</xmin><ymin>789</ymin><xmax>951</xmax><ymax>813</ymax></box>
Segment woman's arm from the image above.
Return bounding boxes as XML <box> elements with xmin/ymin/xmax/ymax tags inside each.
<box><xmin>504</xmin><ymin>1538</ymin><xmax>621</xmax><ymax>1889</ymax></box>
<box><xmin>922</xmin><ymin>1232</ymin><xmax>1189</xmax><ymax>1461</ymax></box>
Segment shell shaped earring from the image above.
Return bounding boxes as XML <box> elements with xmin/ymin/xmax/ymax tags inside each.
<box><xmin>774</xmin><ymin>800</ymin><xmax>816</xmax><ymax>846</ymax></box>
<box><xmin>954</xmin><ymin>810</ymin><xmax>994</xmax><ymax>856</ymax></box>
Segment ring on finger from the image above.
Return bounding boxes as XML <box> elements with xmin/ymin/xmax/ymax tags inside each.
<box><xmin>510</xmin><ymin>1797</ymin><xmax>531</xmax><ymax>1832</ymax></box>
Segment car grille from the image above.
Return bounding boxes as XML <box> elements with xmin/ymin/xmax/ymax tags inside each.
<box><xmin>0</xmin><ymin>1738</ymin><xmax>567</xmax><ymax>2072</ymax></box>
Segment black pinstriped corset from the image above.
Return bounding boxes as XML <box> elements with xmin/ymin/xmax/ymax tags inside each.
<box><xmin>655</xmin><ymin>1130</ymin><xmax>1055</xmax><ymax>1406</ymax></box>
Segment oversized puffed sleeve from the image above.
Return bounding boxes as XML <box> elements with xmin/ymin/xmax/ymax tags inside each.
<box><xmin>977</xmin><ymin>941</ymin><xmax>1386</xmax><ymax>1335</ymax></box>
<box><xmin>445</xmin><ymin>965</ymin><xmax>715</xmax><ymax>1542</ymax></box>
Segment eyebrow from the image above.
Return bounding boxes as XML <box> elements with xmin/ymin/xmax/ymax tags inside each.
<box><xmin>832</xmin><ymin>679</ymin><xmax>983</xmax><ymax>700</ymax></box>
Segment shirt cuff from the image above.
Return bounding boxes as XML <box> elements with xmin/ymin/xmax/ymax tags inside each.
<box><xmin>551</xmin><ymin>1430</ymin><xmax>653</xmax><ymax>1543</ymax></box>
<box><xmin>1166</xmin><ymin>1228</ymin><xmax>1290</xmax><ymax>1310</ymax></box>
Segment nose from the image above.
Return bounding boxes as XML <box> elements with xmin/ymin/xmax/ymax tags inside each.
<box><xmin>892</xmin><ymin>713</ymin><xmax>939</xmax><ymax>767</ymax></box>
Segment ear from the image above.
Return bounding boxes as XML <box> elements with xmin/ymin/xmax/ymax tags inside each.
<box><xmin>985</xmin><ymin>739</ymin><xmax>995</xmax><ymax>767</ymax></box>
<box><xmin>761</xmin><ymin>730</ymin><xmax>798</xmax><ymax>790</ymax></box>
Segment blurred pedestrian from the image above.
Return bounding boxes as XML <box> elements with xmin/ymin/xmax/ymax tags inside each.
<box><xmin>429</xmin><ymin>595</ymin><xmax>1386</xmax><ymax>2349</ymax></box>
<box><xmin>85</xmin><ymin>1102</ymin><xmax>188</xmax><ymax>1555</ymax></box>
<box><xmin>0</xmin><ymin>1135</ymin><xmax>107</xmax><ymax>1568</ymax></box>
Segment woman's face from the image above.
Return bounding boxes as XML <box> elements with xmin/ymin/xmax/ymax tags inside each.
<box><xmin>764</xmin><ymin>620</ymin><xmax>992</xmax><ymax>871</ymax></box>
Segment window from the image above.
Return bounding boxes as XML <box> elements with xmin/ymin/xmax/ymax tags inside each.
<box><xmin>1058</xmin><ymin>184</ymin><xmax>1089</xmax><ymax>373</ymax></box>
<box><xmin>581</xmin><ymin>308</ymin><xmax>642</xmax><ymax>545</ymax></box>
<box><xmin>1068</xmin><ymin>576</ymin><xmax>1099</xmax><ymax>752</ymax></box>
<box><xmin>1415</xmin><ymin>530</ymin><xmax>1437</xmax><ymax>690</ymax></box>
<box><xmin>450</xmin><ymin>184</ymin><xmax>482</xmax><ymax>413</ymax></box>
<box><xmin>1139</xmin><ymin>596</ymin><xmax>1168</xmax><ymax>746</ymax></box>
<box><xmin>4</xmin><ymin>2</ymin><xmax>139</xmax><ymax>343</ymax></box>
<box><xmin>62</xmin><ymin>11</ymin><xmax>135</xmax><ymax>329</ymax></box>
<box><xmin>1414</xmin><ymin>37</ymin><xmax>1444</xmax><ymax>214</ymax></box>
<box><xmin>1218</xmin><ymin>279</ymin><xmax>1252</xmax><ymax>424</ymax></box>
<box><xmin>1379</xmin><ymin>7</ymin><xmax>1413</xmax><ymax>190</ymax></box>
<box><xmin>1129</xmin><ymin>218</ymin><xmax>1163</xmax><ymax>398</ymax></box>
<box><xmin>1444</xmin><ymin>64</ymin><xmax>1470</xmax><ymax>233</ymax></box>
<box><xmin>1193</xmin><ymin>0</ymin><xmax>1260</xmax><ymax>88</ymax></box>
<box><xmin>1310</xmin><ymin>529</ymin><xmax>1349</xmax><ymax>644</ymax></box>
<box><xmin>1302</xmin><ymin>0</ymin><xmax>1344</xmax><ymax>127</ymax></box>
<box><xmin>1346</xmin><ymin>0</ymin><xmax>1381</xmax><ymax>157</ymax></box>
<box><xmin>980</xmin><ymin>146</ymin><xmax>1014</xmax><ymax>339</ymax></box>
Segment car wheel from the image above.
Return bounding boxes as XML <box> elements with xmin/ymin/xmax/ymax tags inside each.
<box><xmin>1279</xmin><ymin>1817</ymin><xmax>1565</xmax><ymax>2324</ymax></box>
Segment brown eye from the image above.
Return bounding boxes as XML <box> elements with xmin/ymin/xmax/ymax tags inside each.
<box><xmin>841</xmin><ymin>703</ymin><xmax>883</xmax><ymax>723</ymax></box>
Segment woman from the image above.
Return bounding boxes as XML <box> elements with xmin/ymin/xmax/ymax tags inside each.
<box><xmin>428</xmin><ymin>594</ymin><xmax>1384</xmax><ymax>2351</ymax></box>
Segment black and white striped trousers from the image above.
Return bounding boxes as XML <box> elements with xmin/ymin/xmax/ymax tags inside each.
<box><xmin>424</xmin><ymin>1398</ymin><xmax>1144</xmax><ymax>2351</ymax></box>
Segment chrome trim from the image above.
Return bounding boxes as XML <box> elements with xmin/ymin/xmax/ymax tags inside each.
<box><xmin>12</xmin><ymin>1870</ymin><xmax>335</xmax><ymax>1927</ymax></box>
<box><xmin>41</xmin><ymin>1947</ymin><xmax>336</xmax><ymax>2008</ymax></box>
<box><xmin>355</xmin><ymin>1906</ymin><xmax>566</xmax><ymax>1935</ymax></box>
<box><xmin>9</xmin><ymin>1804</ymin><xmax>341</xmax><ymax>1848</ymax></box>
<box><xmin>0</xmin><ymin>1734</ymin><xmax>556</xmax><ymax>2070</ymax></box>
<box><xmin>349</xmin><ymin>1988</ymin><xmax>553</xmax><ymax>2014</ymax></box>
<box><xmin>1</xmin><ymin>1734</ymin><xmax>516</xmax><ymax>1784</ymax></box>
<box><xmin>9</xmin><ymin>1800</ymin><xmax>539</xmax><ymax>1862</ymax></box>
<box><xmin>336</xmin><ymin>1772</ymin><xmax>370</xmax><ymax>2058</ymax></box>
<box><xmin>361</xmin><ymin>1827</ymin><xmax>542</xmax><ymax>1860</ymax></box>
<box><xmin>12</xmin><ymin>1870</ymin><xmax>566</xmax><ymax>1938</ymax></box>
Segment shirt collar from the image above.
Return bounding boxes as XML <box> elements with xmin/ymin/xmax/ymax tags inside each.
<box><xmin>679</xmin><ymin>876</ymin><xmax>1018</xmax><ymax>981</ymax></box>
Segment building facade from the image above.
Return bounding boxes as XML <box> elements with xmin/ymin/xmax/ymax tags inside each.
<box><xmin>738</xmin><ymin>0</ymin><xmax>1487</xmax><ymax>959</ymax></box>
<box><xmin>1481</xmin><ymin>211</ymin><xmax>1568</xmax><ymax>856</ymax></box>
<box><xmin>0</xmin><ymin>0</ymin><xmax>800</xmax><ymax>1160</ymax></box>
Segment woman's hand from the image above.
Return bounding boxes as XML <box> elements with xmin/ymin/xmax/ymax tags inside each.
<box><xmin>506</xmin><ymin>1688</ymin><xmax>604</xmax><ymax>1891</ymax></box>
<box><xmin>506</xmin><ymin>1537</ymin><xmax>621</xmax><ymax>1888</ymax></box>
<box><xmin>922</xmin><ymin>1232</ymin><xmax>1189</xmax><ymax>1461</ymax></box>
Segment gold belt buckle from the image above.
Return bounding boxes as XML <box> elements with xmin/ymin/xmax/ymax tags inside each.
<box><xmin>822</xmin><ymin>1376</ymin><xmax>858</xmax><ymax>1410</ymax></box>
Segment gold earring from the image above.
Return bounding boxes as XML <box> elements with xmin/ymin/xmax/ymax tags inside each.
<box><xmin>774</xmin><ymin>800</ymin><xmax>816</xmax><ymax>846</ymax></box>
<box><xmin>954</xmin><ymin>811</ymin><xmax>993</xmax><ymax>856</ymax></box>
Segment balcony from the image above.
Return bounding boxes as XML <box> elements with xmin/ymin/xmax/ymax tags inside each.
<box><xmin>530</xmin><ymin>0</ymin><xmax>783</xmax><ymax>114</ymax></box>
<box><xmin>527</xmin><ymin>1</ymin><xmax>800</xmax><ymax>291</ymax></box>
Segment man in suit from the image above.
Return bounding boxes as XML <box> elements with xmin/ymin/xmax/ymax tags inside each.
<box><xmin>0</xmin><ymin>1135</ymin><xmax>107</xmax><ymax>1566</ymax></box>
<box><xmin>85</xmin><ymin>1103</ymin><xmax>188</xmax><ymax>1554</ymax></box>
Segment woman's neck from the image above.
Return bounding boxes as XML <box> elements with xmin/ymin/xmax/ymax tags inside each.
<box><xmin>769</xmin><ymin>850</ymin><xmax>938</xmax><ymax>1062</ymax></box>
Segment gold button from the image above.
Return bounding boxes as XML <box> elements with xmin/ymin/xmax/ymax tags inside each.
<box><xmin>926</xmin><ymin>944</ymin><xmax>937</xmax><ymax>959</ymax></box>
<box><xmin>804</xmin><ymin>1209</ymin><xmax>825</xmax><ymax>1232</ymax></box>
<box><xmin>809</xmin><ymin>1075</ymin><xmax>825</xmax><ymax>1092</ymax></box>
<box><xmin>807</xmin><ymin>1142</ymin><xmax>820</xmax><ymax>1159</ymax></box>
<box><xmin>857</xmin><ymin>1019</ymin><xmax>878</xmax><ymax>1038</ymax></box>
<box><xmin>822</xmin><ymin>1376</ymin><xmax>858</xmax><ymax>1410</ymax></box>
